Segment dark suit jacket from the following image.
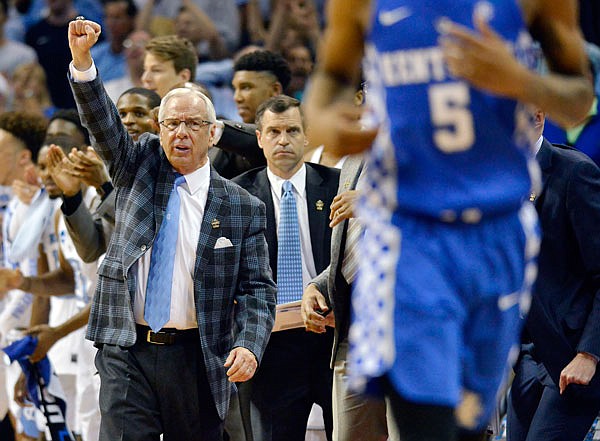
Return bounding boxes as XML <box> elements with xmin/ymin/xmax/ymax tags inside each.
<box><xmin>526</xmin><ymin>139</ymin><xmax>600</xmax><ymax>398</ymax></box>
<box><xmin>233</xmin><ymin>163</ymin><xmax>340</xmax><ymax>281</ymax></box>
<box><xmin>70</xmin><ymin>75</ymin><xmax>277</xmax><ymax>419</ymax></box>
<box><xmin>210</xmin><ymin>120</ymin><xmax>265</xmax><ymax>179</ymax></box>
<box><xmin>233</xmin><ymin>162</ymin><xmax>339</xmax><ymax>440</ymax></box>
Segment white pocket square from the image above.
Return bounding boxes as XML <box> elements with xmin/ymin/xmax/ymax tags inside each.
<box><xmin>214</xmin><ymin>237</ymin><xmax>233</xmax><ymax>249</ymax></box>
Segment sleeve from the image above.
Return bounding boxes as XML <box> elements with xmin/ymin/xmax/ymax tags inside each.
<box><xmin>63</xmin><ymin>197</ymin><xmax>107</xmax><ymax>263</ymax></box>
<box><xmin>232</xmin><ymin>199</ymin><xmax>277</xmax><ymax>363</ymax></box>
<box><xmin>215</xmin><ymin>121</ymin><xmax>265</xmax><ymax>168</ymax></box>
<box><xmin>311</xmin><ymin>264</ymin><xmax>331</xmax><ymax>303</ymax></box>
<box><xmin>567</xmin><ymin>159</ymin><xmax>600</xmax><ymax>358</ymax></box>
<box><xmin>69</xmin><ymin>74</ymin><xmax>140</xmax><ymax>187</ymax></box>
<box><xmin>69</xmin><ymin>60</ymin><xmax>97</xmax><ymax>82</ymax></box>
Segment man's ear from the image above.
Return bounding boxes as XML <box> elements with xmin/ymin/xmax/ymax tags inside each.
<box><xmin>151</xmin><ymin>106</ymin><xmax>160</xmax><ymax>123</ymax></box>
<box><xmin>208</xmin><ymin>123</ymin><xmax>217</xmax><ymax>145</ymax></box>
<box><xmin>179</xmin><ymin>68</ymin><xmax>192</xmax><ymax>83</ymax></box>
<box><xmin>256</xmin><ymin>129</ymin><xmax>263</xmax><ymax>149</ymax></box>
<box><xmin>17</xmin><ymin>148</ymin><xmax>31</xmax><ymax>167</ymax></box>
<box><xmin>272</xmin><ymin>81</ymin><xmax>283</xmax><ymax>96</ymax></box>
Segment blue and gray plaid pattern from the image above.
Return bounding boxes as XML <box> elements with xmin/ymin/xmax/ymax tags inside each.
<box><xmin>144</xmin><ymin>174</ymin><xmax>185</xmax><ymax>331</ymax></box>
<box><xmin>276</xmin><ymin>181</ymin><xmax>303</xmax><ymax>304</ymax></box>
<box><xmin>70</xmin><ymin>75</ymin><xmax>276</xmax><ymax>420</ymax></box>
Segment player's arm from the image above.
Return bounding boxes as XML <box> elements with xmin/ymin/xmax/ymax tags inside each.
<box><xmin>441</xmin><ymin>0</ymin><xmax>593</xmax><ymax>128</ymax></box>
<box><xmin>29</xmin><ymin>244</ymin><xmax>51</xmax><ymax>327</ymax></box>
<box><xmin>518</xmin><ymin>0</ymin><xmax>593</xmax><ymax>127</ymax></box>
<box><xmin>0</xmin><ymin>239</ymin><xmax>76</xmax><ymax>297</ymax></box>
<box><xmin>304</xmin><ymin>0</ymin><xmax>377</xmax><ymax>154</ymax></box>
<box><xmin>26</xmin><ymin>304</ymin><xmax>92</xmax><ymax>362</ymax></box>
<box><xmin>19</xmin><ymin>246</ymin><xmax>75</xmax><ymax>297</ymax></box>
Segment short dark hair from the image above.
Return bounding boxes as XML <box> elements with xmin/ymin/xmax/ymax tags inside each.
<box><xmin>145</xmin><ymin>35</ymin><xmax>198</xmax><ymax>80</ymax></box>
<box><xmin>233</xmin><ymin>50</ymin><xmax>291</xmax><ymax>90</ymax></box>
<box><xmin>120</xmin><ymin>87</ymin><xmax>161</xmax><ymax>109</ymax></box>
<box><xmin>49</xmin><ymin>109</ymin><xmax>90</xmax><ymax>145</ymax></box>
<box><xmin>255</xmin><ymin>95</ymin><xmax>303</xmax><ymax>130</ymax></box>
<box><xmin>0</xmin><ymin>111</ymin><xmax>48</xmax><ymax>162</ymax></box>
<box><xmin>102</xmin><ymin>0</ymin><xmax>138</xmax><ymax>17</ymax></box>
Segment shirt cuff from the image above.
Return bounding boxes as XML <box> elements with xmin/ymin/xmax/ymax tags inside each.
<box><xmin>579</xmin><ymin>352</ymin><xmax>600</xmax><ymax>363</ymax></box>
<box><xmin>69</xmin><ymin>60</ymin><xmax>97</xmax><ymax>82</ymax></box>
<box><xmin>99</xmin><ymin>181</ymin><xmax>114</xmax><ymax>200</ymax></box>
<box><xmin>61</xmin><ymin>190</ymin><xmax>83</xmax><ymax>216</ymax></box>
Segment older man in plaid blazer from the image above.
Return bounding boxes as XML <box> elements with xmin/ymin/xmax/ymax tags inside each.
<box><xmin>66</xmin><ymin>19</ymin><xmax>276</xmax><ymax>441</ymax></box>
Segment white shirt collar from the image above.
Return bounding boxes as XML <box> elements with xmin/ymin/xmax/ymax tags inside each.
<box><xmin>534</xmin><ymin>136</ymin><xmax>544</xmax><ymax>154</ymax></box>
<box><xmin>267</xmin><ymin>164</ymin><xmax>307</xmax><ymax>199</ymax></box>
<box><xmin>181</xmin><ymin>159</ymin><xmax>211</xmax><ymax>195</ymax></box>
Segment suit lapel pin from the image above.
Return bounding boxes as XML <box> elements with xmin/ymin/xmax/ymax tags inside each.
<box><xmin>343</xmin><ymin>179</ymin><xmax>351</xmax><ymax>189</ymax></box>
<box><xmin>529</xmin><ymin>192</ymin><xmax>536</xmax><ymax>202</ymax></box>
<box><xmin>315</xmin><ymin>200</ymin><xmax>324</xmax><ymax>211</ymax></box>
<box><xmin>211</xmin><ymin>218</ymin><xmax>220</xmax><ymax>229</ymax></box>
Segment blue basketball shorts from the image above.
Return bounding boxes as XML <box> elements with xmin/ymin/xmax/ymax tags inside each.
<box><xmin>385</xmin><ymin>203</ymin><xmax>539</xmax><ymax>430</ymax></box>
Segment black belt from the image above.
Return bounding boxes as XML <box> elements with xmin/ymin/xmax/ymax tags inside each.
<box><xmin>136</xmin><ymin>325</ymin><xmax>198</xmax><ymax>345</ymax></box>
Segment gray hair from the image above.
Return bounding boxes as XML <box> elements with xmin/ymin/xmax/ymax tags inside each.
<box><xmin>158</xmin><ymin>88</ymin><xmax>216</xmax><ymax>124</ymax></box>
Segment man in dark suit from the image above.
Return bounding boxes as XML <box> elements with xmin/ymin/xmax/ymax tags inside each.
<box><xmin>507</xmin><ymin>109</ymin><xmax>600</xmax><ymax>441</ymax></box>
<box><xmin>67</xmin><ymin>19</ymin><xmax>276</xmax><ymax>441</ymax></box>
<box><xmin>233</xmin><ymin>95</ymin><xmax>340</xmax><ymax>441</ymax></box>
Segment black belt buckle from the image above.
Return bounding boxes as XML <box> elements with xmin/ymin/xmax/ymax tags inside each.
<box><xmin>146</xmin><ymin>330</ymin><xmax>169</xmax><ymax>345</ymax></box>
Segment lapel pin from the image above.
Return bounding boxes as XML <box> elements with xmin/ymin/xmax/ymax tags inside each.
<box><xmin>316</xmin><ymin>200</ymin><xmax>324</xmax><ymax>211</ymax></box>
<box><xmin>211</xmin><ymin>218</ymin><xmax>220</xmax><ymax>229</ymax></box>
<box><xmin>529</xmin><ymin>193</ymin><xmax>536</xmax><ymax>202</ymax></box>
<box><xmin>343</xmin><ymin>179</ymin><xmax>351</xmax><ymax>189</ymax></box>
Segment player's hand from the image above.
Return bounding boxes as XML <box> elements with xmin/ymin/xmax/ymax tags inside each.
<box><xmin>301</xmin><ymin>284</ymin><xmax>334</xmax><ymax>333</ymax></box>
<box><xmin>559</xmin><ymin>352</ymin><xmax>598</xmax><ymax>394</ymax></box>
<box><xmin>68</xmin><ymin>147</ymin><xmax>111</xmax><ymax>190</ymax></box>
<box><xmin>224</xmin><ymin>347</ymin><xmax>258</xmax><ymax>382</ymax></box>
<box><xmin>329</xmin><ymin>190</ymin><xmax>358</xmax><ymax>228</ymax></box>
<box><xmin>309</xmin><ymin>101</ymin><xmax>379</xmax><ymax>156</ymax></box>
<box><xmin>0</xmin><ymin>268</ymin><xmax>24</xmax><ymax>293</ymax></box>
<box><xmin>14</xmin><ymin>372</ymin><xmax>32</xmax><ymax>407</ymax></box>
<box><xmin>68</xmin><ymin>18</ymin><xmax>101</xmax><ymax>70</ymax></box>
<box><xmin>26</xmin><ymin>324</ymin><xmax>60</xmax><ymax>363</ymax></box>
<box><xmin>47</xmin><ymin>145</ymin><xmax>81</xmax><ymax>197</ymax></box>
<box><xmin>438</xmin><ymin>10</ymin><xmax>528</xmax><ymax>99</ymax></box>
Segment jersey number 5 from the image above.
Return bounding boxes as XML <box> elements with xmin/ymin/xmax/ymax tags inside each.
<box><xmin>428</xmin><ymin>82</ymin><xmax>475</xmax><ymax>153</ymax></box>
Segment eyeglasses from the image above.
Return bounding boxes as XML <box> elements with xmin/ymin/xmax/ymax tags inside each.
<box><xmin>159</xmin><ymin>119</ymin><xmax>213</xmax><ymax>131</ymax></box>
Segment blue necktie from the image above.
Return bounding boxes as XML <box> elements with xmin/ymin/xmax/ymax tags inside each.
<box><xmin>144</xmin><ymin>174</ymin><xmax>186</xmax><ymax>331</ymax></box>
<box><xmin>276</xmin><ymin>180</ymin><xmax>303</xmax><ymax>304</ymax></box>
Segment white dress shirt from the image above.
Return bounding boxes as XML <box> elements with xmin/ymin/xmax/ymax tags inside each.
<box><xmin>72</xmin><ymin>61</ymin><xmax>211</xmax><ymax>329</ymax></box>
<box><xmin>267</xmin><ymin>164</ymin><xmax>318</xmax><ymax>290</ymax></box>
<box><xmin>134</xmin><ymin>163</ymin><xmax>211</xmax><ymax>329</ymax></box>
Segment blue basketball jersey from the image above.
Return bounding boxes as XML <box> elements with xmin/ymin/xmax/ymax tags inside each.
<box><xmin>363</xmin><ymin>0</ymin><xmax>540</xmax><ymax>218</ymax></box>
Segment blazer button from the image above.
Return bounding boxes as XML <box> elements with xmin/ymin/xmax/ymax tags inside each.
<box><xmin>141</xmin><ymin>244</ymin><xmax>147</xmax><ymax>251</ymax></box>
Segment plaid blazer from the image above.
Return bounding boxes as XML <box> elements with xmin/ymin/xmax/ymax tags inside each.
<box><xmin>71</xmin><ymin>76</ymin><xmax>277</xmax><ymax>419</ymax></box>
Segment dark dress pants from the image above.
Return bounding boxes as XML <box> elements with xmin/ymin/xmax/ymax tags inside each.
<box><xmin>249</xmin><ymin>327</ymin><xmax>334</xmax><ymax>441</ymax></box>
<box><xmin>507</xmin><ymin>352</ymin><xmax>599</xmax><ymax>441</ymax></box>
<box><xmin>95</xmin><ymin>333</ymin><xmax>223</xmax><ymax>441</ymax></box>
